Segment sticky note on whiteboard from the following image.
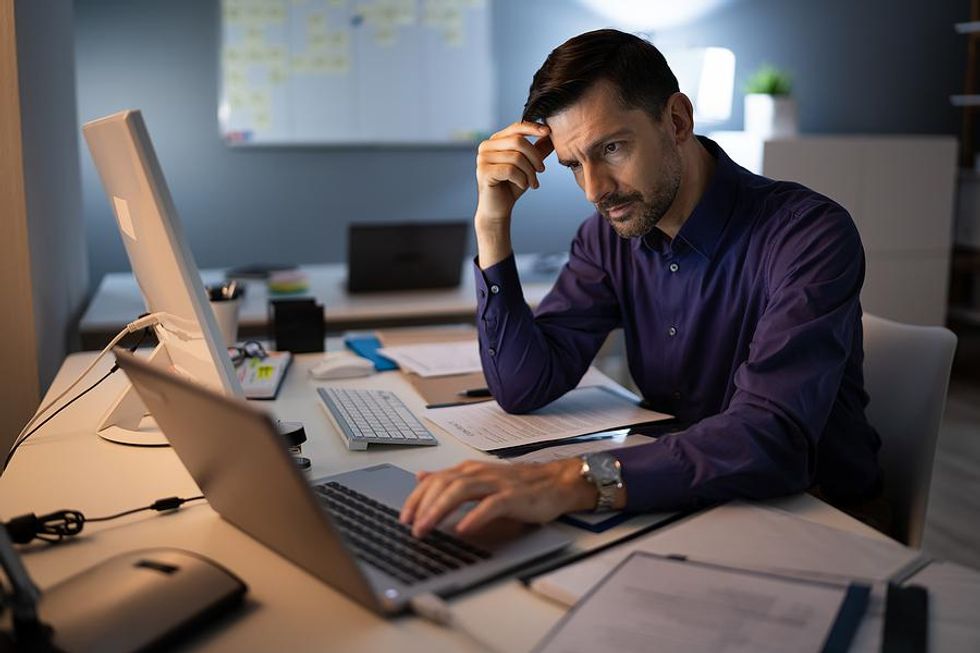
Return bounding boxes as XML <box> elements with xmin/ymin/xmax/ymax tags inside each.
<box><xmin>113</xmin><ymin>196</ymin><xmax>136</xmax><ymax>241</ymax></box>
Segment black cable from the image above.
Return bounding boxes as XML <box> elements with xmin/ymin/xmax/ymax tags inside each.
<box><xmin>3</xmin><ymin>495</ymin><xmax>206</xmax><ymax>545</ymax></box>
<box><xmin>2</xmin><ymin>325</ymin><xmax>152</xmax><ymax>474</ymax></box>
<box><xmin>86</xmin><ymin>495</ymin><xmax>205</xmax><ymax>522</ymax></box>
<box><xmin>1</xmin><ymin>369</ymin><xmax>114</xmax><ymax>474</ymax></box>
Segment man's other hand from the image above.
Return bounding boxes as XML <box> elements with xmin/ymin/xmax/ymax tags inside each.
<box><xmin>474</xmin><ymin>121</ymin><xmax>554</xmax><ymax>269</ymax></box>
<box><xmin>476</xmin><ymin>121</ymin><xmax>553</xmax><ymax>221</ymax></box>
<box><xmin>399</xmin><ymin>458</ymin><xmax>594</xmax><ymax>538</ymax></box>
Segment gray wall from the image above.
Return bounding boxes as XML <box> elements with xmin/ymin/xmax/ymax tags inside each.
<box><xmin>75</xmin><ymin>0</ymin><xmax>967</xmax><ymax>291</ymax></box>
<box><xmin>19</xmin><ymin>0</ymin><xmax>88</xmax><ymax>389</ymax></box>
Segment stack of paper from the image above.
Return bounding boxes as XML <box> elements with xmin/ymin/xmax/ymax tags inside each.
<box><xmin>424</xmin><ymin>385</ymin><xmax>672</xmax><ymax>452</ymax></box>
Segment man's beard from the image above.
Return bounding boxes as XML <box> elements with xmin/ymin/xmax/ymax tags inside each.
<box><xmin>597</xmin><ymin>147</ymin><xmax>682</xmax><ymax>239</ymax></box>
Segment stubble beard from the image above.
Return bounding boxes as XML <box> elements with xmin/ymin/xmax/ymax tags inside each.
<box><xmin>597</xmin><ymin>144</ymin><xmax>682</xmax><ymax>240</ymax></box>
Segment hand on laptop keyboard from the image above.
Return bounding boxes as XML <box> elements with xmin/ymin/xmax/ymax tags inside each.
<box><xmin>399</xmin><ymin>459</ymin><xmax>603</xmax><ymax>538</ymax></box>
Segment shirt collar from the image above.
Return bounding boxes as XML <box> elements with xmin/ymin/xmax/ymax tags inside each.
<box><xmin>634</xmin><ymin>136</ymin><xmax>739</xmax><ymax>261</ymax></box>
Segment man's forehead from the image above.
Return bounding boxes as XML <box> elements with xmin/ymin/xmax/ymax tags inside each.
<box><xmin>548</xmin><ymin>113</ymin><xmax>647</xmax><ymax>165</ymax></box>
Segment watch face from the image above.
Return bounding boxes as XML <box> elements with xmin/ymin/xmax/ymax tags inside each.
<box><xmin>587</xmin><ymin>453</ymin><xmax>620</xmax><ymax>485</ymax></box>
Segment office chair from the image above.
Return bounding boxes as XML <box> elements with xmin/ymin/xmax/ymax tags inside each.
<box><xmin>861</xmin><ymin>313</ymin><xmax>957</xmax><ymax>548</ymax></box>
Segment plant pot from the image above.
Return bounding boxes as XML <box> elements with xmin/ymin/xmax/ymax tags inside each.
<box><xmin>744</xmin><ymin>94</ymin><xmax>798</xmax><ymax>138</ymax></box>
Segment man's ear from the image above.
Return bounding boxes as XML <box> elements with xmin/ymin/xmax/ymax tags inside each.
<box><xmin>664</xmin><ymin>92</ymin><xmax>695</xmax><ymax>144</ymax></box>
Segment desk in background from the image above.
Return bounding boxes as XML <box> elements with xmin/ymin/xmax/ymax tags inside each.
<box><xmin>0</xmin><ymin>351</ymin><xmax>890</xmax><ymax>652</ymax></box>
<box><xmin>79</xmin><ymin>255</ymin><xmax>559</xmax><ymax>349</ymax></box>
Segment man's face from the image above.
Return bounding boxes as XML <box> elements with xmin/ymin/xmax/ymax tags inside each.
<box><xmin>547</xmin><ymin>80</ymin><xmax>682</xmax><ymax>239</ymax></box>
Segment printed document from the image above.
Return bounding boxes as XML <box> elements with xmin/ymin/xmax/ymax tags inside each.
<box><xmin>535</xmin><ymin>552</ymin><xmax>860</xmax><ymax>653</ymax></box>
<box><xmin>424</xmin><ymin>386</ymin><xmax>671</xmax><ymax>452</ymax></box>
<box><xmin>529</xmin><ymin>501</ymin><xmax>923</xmax><ymax>608</ymax></box>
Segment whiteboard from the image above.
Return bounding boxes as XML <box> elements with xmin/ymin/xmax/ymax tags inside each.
<box><xmin>219</xmin><ymin>0</ymin><xmax>495</xmax><ymax>146</ymax></box>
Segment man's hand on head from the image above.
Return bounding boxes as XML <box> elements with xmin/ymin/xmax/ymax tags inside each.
<box><xmin>474</xmin><ymin>121</ymin><xmax>555</xmax><ymax>269</ymax></box>
<box><xmin>399</xmin><ymin>458</ymin><xmax>595</xmax><ymax>539</ymax></box>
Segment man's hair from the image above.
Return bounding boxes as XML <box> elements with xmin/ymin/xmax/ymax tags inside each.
<box><xmin>522</xmin><ymin>29</ymin><xmax>680</xmax><ymax>124</ymax></box>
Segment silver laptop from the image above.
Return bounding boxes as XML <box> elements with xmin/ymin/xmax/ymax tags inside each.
<box><xmin>114</xmin><ymin>349</ymin><xmax>571</xmax><ymax>615</ymax></box>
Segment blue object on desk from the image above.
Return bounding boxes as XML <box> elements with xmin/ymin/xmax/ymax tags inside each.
<box><xmin>344</xmin><ymin>335</ymin><xmax>398</xmax><ymax>371</ymax></box>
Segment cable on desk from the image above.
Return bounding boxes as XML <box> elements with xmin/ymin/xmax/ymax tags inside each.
<box><xmin>2</xmin><ymin>369</ymin><xmax>114</xmax><ymax>474</ymax></box>
<box><xmin>2</xmin><ymin>318</ymin><xmax>154</xmax><ymax>475</ymax></box>
<box><xmin>2</xmin><ymin>495</ymin><xmax>206</xmax><ymax>545</ymax></box>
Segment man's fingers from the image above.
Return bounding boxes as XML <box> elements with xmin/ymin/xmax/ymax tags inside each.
<box><xmin>401</xmin><ymin>467</ymin><xmax>458</xmax><ymax>523</ymax></box>
<box><xmin>479</xmin><ymin>135</ymin><xmax>547</xmax><ymax>172</ymax></box>
<box><xmin>400</xmin><ymin>474</ymin><xmax>434</xmax><ymax>523</ymax></box>
<box><xmin>412</xmin><ymin>477</ymin><xmax>498</xmax><ymax>537</ymax></box>
<box><xmin>534</xmin><ymin>134</ymin><xmax>554</xmax><ymax>159</ymax></box>
<box><xmin>410</xmin><ymin>473</ymin><xmax>462</xmax><ymax>528</ymax></box>
<box><xmin>478</xmin><ymin>151</ymin><xmax>539</xmax><ymax>189</ymax></box>
<box><xmin>455</xmin><ymin>494</ymin><xmax>511</xmax><ymax>534</ymax></box>
<box><xmin>482</xmin><ymin>163</ymin><xmax>531</xmax><ymax>191</ymax></box>
<box><xmin>490</xmin><ymin>120</ymin><xmax>549</xmax><ymax>141</ymax></box>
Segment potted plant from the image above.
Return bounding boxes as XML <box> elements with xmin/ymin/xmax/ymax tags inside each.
<box><xmin>743</xmin><ymin>64</ymin><xmax>797</xmax><ymax>138</ymax></box>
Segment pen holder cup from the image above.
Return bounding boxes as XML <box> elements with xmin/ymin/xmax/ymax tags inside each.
<box><xmin>207</xmin><ymin>284</ymin><xmax>244</xmax><ymax>347</ymax></box>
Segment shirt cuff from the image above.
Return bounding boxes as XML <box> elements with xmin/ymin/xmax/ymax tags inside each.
<box><xmin>613</xmin><ymin>438</ymin><xmax>697</xmax><ymax>512</ymax></box>
<box><xmin>473</xmin><ymin>254</ymin><xmax>527</xmax><ymax>321</ymax></box>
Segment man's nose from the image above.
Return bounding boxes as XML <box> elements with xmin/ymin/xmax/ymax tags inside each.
<box><xmin>582</xmin><ymin>164</ymin><xmax>614</xmax><ymax>205</ymax></box>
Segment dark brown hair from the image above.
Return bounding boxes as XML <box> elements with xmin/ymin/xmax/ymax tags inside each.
<box><xmin>522</xmin><ymin>29</ymin><xmax>679</xmax><ymax>123</ymax></box>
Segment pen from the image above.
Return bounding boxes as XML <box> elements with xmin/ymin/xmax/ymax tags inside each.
<box><xmin>456</xmin><ymin>387</ymin><xmax>492</xmax><ymax>398</ymax></box>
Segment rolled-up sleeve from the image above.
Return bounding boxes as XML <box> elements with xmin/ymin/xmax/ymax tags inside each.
<box><xmin>616</xmin><ymin>203</ymin><xmax>866</xmax><ymax>512</ymax></box>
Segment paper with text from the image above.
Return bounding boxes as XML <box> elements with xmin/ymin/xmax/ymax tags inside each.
<box><xmin>529</xmin><ymin>501</ymin><xmax>922</xmax><ymax>608</ymax></box>
<box><xmin>424</xmin><ymin>386</ymin><xmax>671</xmax><ymax>452</ymax></box>
<box><xmin>535</xmin><ymin>552</ymin><xmax>855</xmax><ymax>653</ymax></box>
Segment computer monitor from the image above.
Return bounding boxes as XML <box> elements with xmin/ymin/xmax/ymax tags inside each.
<box><xmin>82</xmin><ymin>109</ymin><xmax>243</xmax><ymax>445</ymax></box>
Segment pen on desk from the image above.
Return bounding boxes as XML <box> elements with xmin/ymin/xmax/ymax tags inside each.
<box><xmin>456</xmin><ymin>387</ymin><xmax>492</xmax><ymax>398</ymax></box>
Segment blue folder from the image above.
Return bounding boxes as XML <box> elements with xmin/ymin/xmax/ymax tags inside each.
<box><xmin>344</xmin><ymin>334</ymin><xmax>398</xmax><ymax>371</ymax></box>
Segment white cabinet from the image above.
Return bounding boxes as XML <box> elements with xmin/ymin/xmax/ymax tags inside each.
<box><xmin>710</xmin><ymin>131</ymin><xmax>957</xmax><ymax>326</ymax></box>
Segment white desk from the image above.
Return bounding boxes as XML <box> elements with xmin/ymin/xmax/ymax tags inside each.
<box><xmin>79</xmin><ymin>256</ymin><xmax>559</xmax><ymax>349</ymax></box>
<box><xmin>0</xmin><ymin>352</ymin><xmax>888</xmax><ymax>652</ymax></box>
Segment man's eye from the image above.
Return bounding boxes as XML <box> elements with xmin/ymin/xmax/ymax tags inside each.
<box><xmin>604</xmin><ymin>142</ymin><xmax>621</xmax><ymax>155</ymax></box>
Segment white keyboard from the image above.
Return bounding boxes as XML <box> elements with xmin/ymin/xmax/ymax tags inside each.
<box><xmin>316</xmin><ymin>387</ymin><xmax>439</xmax><ymax>451</ymax></box>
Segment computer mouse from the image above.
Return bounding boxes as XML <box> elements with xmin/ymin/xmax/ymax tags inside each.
<box><xmin>37</xmin><ymin>548</ymin><xmax>246</xmax><ymax>653</ymax></box>
<box><xmin>310</xmin><ymin>352</ymin><xmax>376</xmax><ymax>380</ymax></box>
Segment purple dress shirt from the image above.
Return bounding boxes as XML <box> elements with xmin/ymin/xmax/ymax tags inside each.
<box><xmin>474</xmin><ymin>138</ymin><xmax>881</xmax><ymax>512</ymax></box>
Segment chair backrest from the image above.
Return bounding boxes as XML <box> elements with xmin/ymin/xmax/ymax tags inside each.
<box><xmin>862</xmin><ymin>314</ymin><xmax>957</xmax><ymax>547</ymax></box>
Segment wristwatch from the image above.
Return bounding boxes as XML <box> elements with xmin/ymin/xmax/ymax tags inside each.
<box><xmin>579</xmin><ymin>452</ymin><xmax>623</xmax><ymax>512</ymax></box>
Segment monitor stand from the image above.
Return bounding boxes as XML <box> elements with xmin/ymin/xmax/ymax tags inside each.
<box><xmin>97</xmin><ymin>343</ymin><xmax>172</xmax><ymax>446</ymax></box>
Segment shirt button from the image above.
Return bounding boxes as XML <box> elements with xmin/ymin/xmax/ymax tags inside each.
<box><xmin>488</xmin><ymin>347</ymin><xmax>496</xmax><ymax>356</ymax></box>
<box><xmin>672</xmin><ymin>391</ymin><xmax>682</xmax><ymax>400</ymax></box>
<box><xmin>668</xmin><ymin>262</ymin><xmax>679</xmax><ymax>273</ymax></box>
<box><xmin>489</xmin><ymin>284</ymin><xmax>500</xmax><ymax>294</ymax></box>
<box><xmin>668</xmin><ymin>326</ymin><xmax>677</xmax><ymax>337</ymax></box>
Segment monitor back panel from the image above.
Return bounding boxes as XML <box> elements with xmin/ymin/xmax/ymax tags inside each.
<box><xmin>347</xmin><ymin>221</ymin><xmax>468</xmax><ymax>293</ymax></box>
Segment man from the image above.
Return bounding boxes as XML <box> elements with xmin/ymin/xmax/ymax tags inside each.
<box><xmin>400</xmin><ymin>29</ymin><xmax>882</xmax><ymax>538</ymax></box>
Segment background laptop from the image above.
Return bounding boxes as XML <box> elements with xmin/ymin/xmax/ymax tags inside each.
<box><xmin>347</xmin><ymin>221</ymin><xmax>469</xmax><ymax>293</ymax></box>
<box><xmin>114</xmin><ymin>349</ymin><xmax>570</xmax><ymax>615</ymax></box>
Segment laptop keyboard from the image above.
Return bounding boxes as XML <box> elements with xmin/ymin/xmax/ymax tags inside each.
<box><xmin>314</xmin><ymin>481</ymin><xmax>490</xmax><ymax>586</ymax></box>
<box><xmin>316</xmin><ymin>387</ymin><xmax>439</xmax><ymax>450</ymax></box>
